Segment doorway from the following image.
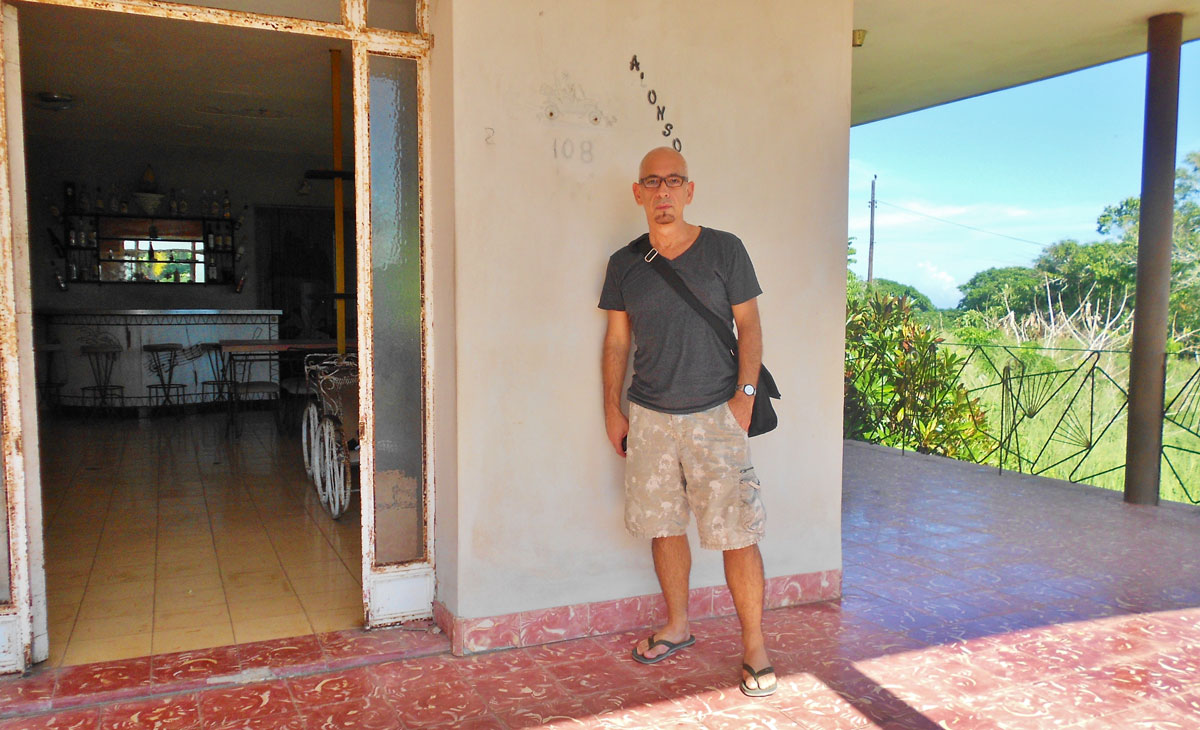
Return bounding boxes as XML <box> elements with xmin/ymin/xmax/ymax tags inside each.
<box><xmin>20</xmin><ymin>5</ymin><xmax>365</xmax><ymax>667</ymax></box>
<box><xmin>1</xmin><ymin>0</ymin><xmax>433</xmax><ymax>673</ymax></box>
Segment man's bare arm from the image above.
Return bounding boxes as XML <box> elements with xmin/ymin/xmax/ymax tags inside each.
<box><xmin>602</xmin><ymin>310</ymin><xmax>633</xmax><ymax>456</ymax></box>
<box><xmin>727</xmin><ymin>298</ymin><xmax>763</xmax><ymax>432</ymax></box>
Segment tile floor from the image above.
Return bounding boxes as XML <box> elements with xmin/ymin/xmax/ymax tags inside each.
<box><xmin>3</xmin><ymin>439</ymin><xmax>1200</xmax><ymax>728</ymax></box>
<box><xmin>40</xmin><ymin>408</ymin><xmax>363</xmax><ymax>667</ymax></box>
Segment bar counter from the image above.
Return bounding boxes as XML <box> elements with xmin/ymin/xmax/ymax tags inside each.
<box><xmin>37</xmin><ymin>309</ymin><xmax>282</xmax><ymax>407</ymax></box>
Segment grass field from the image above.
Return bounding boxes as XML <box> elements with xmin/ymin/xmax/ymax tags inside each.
<box><xmin>940</xmin><ymin>342</ymin><xmax>1200</xmax><ymax>505</ymax></box>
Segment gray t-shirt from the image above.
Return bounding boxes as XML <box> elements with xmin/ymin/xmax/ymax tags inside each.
<box><xmin>599</xmin><ymin>227</ymin><xmax>762</xmax><ymax>414</ymax></box>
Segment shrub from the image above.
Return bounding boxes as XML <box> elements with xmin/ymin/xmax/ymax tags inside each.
<box><xmin>845</xmin><ymin>292</ymin><xmax>988</xmax><ymax>457</ymax></box>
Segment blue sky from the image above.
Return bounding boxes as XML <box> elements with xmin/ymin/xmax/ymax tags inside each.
<box><xmin>848</xmin><ymin>40</ymin><xmax>1200</xmax><ymax>309</ymax></box>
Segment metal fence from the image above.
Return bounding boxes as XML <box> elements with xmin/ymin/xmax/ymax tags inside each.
<box><xmin>847</xmin><ymin>340</ymin><xmax>1200</xmax><ymax>504</ymax></box>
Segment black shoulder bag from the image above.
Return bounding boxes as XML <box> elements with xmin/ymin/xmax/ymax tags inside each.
<box><xmin>632</xmin><ymin>235</ymin><xmax>781</xmax><ymax>436</ymax></box>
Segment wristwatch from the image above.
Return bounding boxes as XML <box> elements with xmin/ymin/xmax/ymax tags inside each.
<box><xmin>739</xmin><ymin>383</ymin><xmax>756</xmax><ymax>397</ymax></box>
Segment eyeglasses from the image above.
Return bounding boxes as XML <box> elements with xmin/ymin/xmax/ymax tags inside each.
<box><xmin>638</xmin><ymin>175</ymin><xmax>688</xmax><ymax>189</ymax></box>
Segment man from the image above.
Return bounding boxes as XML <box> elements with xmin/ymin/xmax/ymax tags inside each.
<box><xmin>598</xmin><ymin>147</ymin><xmax>775</xmax><ymax>697</ymax></box>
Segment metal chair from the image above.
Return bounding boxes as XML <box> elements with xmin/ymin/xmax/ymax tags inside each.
<box><xmin>35</xmin><ymin>342</ymin><xmax>65</xmax><ymax>411</ymax></box>
<box><xmin>198</xmin><ymin>342</ymin><xmax>233</xmax><ymax>404</ymax></box>
<box><xmin>81</xmin><ymin>343</ymin><xmax>124</xmax><ymax>413</ymax></box>
<box><xmin>143</xmin><ymin>342</ymin><xmax>185</xmax><ymax>413</ymax></box>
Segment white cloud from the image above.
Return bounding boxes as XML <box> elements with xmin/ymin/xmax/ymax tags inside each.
<box><xmin>916</xmin><ymin>260</ymin><xmax>958</xmax><ymax>293</ymax></box>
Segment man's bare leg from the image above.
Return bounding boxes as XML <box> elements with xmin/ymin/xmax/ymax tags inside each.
<box><xmin>634</xmin><ymin>535</ymin><xmax>692</xmax><ymax>660</ymax></box>
<box><xmin>724</xmin><ymin>543</ymin><xmax>775</xmax><ymax>691</ymax></box>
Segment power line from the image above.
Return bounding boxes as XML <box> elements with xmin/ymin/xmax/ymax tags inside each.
<box><xmin>876</xmin><ymin>199</ymin><xmax>1052</xmax><ymax>249</ymax></box>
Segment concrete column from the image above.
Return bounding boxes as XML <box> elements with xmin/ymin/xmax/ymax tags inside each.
<box><xmin>1125</xmin><ymin>13</ymin><xmax>1182</xmax><ymax>505</ymax></box>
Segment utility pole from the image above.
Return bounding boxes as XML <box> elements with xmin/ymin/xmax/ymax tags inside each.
<box><xmin>867</xmin><ymin>175</ymin><xmax>877</xmax><ymax>284</ymax></box>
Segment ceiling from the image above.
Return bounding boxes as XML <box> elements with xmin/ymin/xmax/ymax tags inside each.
<box><xmin>16</xmin><ymin>1</ymin><xmax>1200</xmax><ymax>149</ymax></box>
<box><xmin>18</xmin><ymin>3</ymin><xmax>353</xmax><ymax>158</ymax></box>
<box><xmin>853</xmin><ymin>0</ymin><xmax>1200</xmax><ymax>125</ymax></box>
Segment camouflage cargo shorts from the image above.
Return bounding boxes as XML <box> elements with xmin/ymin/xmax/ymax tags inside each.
<box><xmin>624</xmin><ymin>401</ymin><xmax>765</xmax><ymax>551</ymax></box>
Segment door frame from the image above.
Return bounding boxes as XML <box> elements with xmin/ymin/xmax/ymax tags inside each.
<box><xmin>0</xmin><ymin>0</ymin><xmax>436</xmax><ymax>672</ymax></box>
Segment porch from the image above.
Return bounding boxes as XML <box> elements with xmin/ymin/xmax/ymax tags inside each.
<box><xmin>1</xmin><ymin>440</ymin><xmax>1198</xmax><ymax>728</ymax></box>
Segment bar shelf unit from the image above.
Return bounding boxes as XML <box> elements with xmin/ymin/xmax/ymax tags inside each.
<box><xmin>60</xmin><ymin>212</ymin><xmax>237</xmax><ymax>285</ymax></box>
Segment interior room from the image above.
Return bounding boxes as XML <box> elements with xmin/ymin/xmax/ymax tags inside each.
<box><xmin>20</xmin><ymin>4</ymin><xmax>366</xmax><ymax>667</ymax></box>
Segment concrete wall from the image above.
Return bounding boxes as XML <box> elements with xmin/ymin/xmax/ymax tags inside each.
<box><xmin>24</xmin><ymin>136</ymin><xmax>334</xmax><ymax>311</ymax></box>
<box><xmin>433</xmin><ymin>0</ymin><xmax>850</xmax><ymax>619</ymax></box>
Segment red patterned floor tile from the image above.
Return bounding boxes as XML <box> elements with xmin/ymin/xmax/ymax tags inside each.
<box><xmin>197</xmin><ymin>680</ymin><xmax>296</xmax><ymax>727</ymax></box>
<box><xmin>287</xmin><ymin>666</ymin><xmax>374</xmax><ymax>708</ymax></box>
<box><xmin>367</xmin><ymin>654</ymin><xmax>459</xmax><ymax>697</ymax></box>
<box><xmin>151</xmin><ymin>646</ymin><xmax>241</xmax><ymax>686</ymax></box>
<box><xmin>700</xmin><ymin>702</ymin><xmax>808</xmax><ymax>729</ymax></box>
<box><xmin>297</xmin><ymin>695</ymin><xmax>400</xmax><ymax>730</ymax></box>
<box><xmin>203</xmin><ymin>713</ymin><xmax>305</xmax><ymax>730</ymax></box>
<box><xmin>1073</xmin><ymin>701</ymin><xmax>1194</xmax><ymax>729</ymax></box>
<box><xmin>593</xmin><ymin>694</ymin><xmax>699</xmax><ymax>730</ymax></box>
<box><xmin>0</xmin><ymin>668</ymin><xmax>57</xmax><ymax>715</ymax></box>
<box><xmin>53</xmin><ymin>658</ymin><xmax>153</xmax><ymax>705</ymax></box>
<box><xmin>98</xmin><ymin>693</ymin><xmax>200</xmax><ymax>730</ymax></box>
<box><xmin>417</xmin><ymin>713</ymin><xmax>509</xmax><ymax>729</ymax></box>
<box><xmin>497</xmin><ymin>697</ymin><xmax>592</xmax><ymax>729</ymax></box>
<box><xmin>455</xmin><ymin>647</ymin><xmax>542</xmax><ymax>677</ymax></box>
<box><xmin>0</xmin><ymin>707</ymin><xmax>99</xmax><ymax>730</ymax></box>
<box><xmin>236</xmin><ymin>635</ymin><xmax>327</xmax><ymax>675</ymax></box>
<box><xmin>656</xmin><ymin>668</ymin><xmax>739</xmax><ymax>699</ymax></box>
<box><xmin>317</xmin><ymin>625</ymin><xmax>448</xmax><ymax>665</ymax></box>
<box><xmin>551</xmin><ymin>654</ymin><xmax>642</xmax><ymax>696</ymax></box>
<box><xmin>467</xmin><ymin>665</ymin><xmax>570</xmax><ymax>711</ymax></box>
<box><xmin>575</xmin><ymin>680</ymin><xmax>669</xmax><ymax>715</ymax></box>
<box><xmin>385</xmin><ymin>676</ymin><xmax>491</xmax><ymax>728</ymax></box>
<box><xmin>1078</xmin><ymin>658</ymin><xmax>1198</xmax><ymax>700</ymax></box>
<box><xmin>523</xmin><ymin>636</ymin><xmax>611</xmax><ymax>666</ymax></box>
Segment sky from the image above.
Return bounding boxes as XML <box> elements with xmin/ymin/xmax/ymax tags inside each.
<box><xmin>847</xmin><ymin>40</ymin><xmax>1200</xmax><ymax>309</ymax></box>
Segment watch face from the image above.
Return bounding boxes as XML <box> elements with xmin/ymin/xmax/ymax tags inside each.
<box><xmin>742</xmin><ymin>384</ymin><xmax>756</xmax><ymax>396</ymax></box>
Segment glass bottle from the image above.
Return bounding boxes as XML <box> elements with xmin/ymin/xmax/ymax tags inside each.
<box><xmin>210</xmin><ymin>189</ymin><xmax>221</xmax><ymax>217</ymax></box>
<box><xmin>108</xmin><ymin>184</ymin><xmax>119</xmax><ymax>213</ymax></box>
<box><xmin>222</xmin><ymin>190</ymin><xmax>231</xmax><ymax>218</ymax></box>
<box><xmin>179</xmin><ymin>189</ymin><xmax>190</xmax><ymax>215</ymax></box>
<box><xmin>94</xmin><ymin>186</ymin><xmax>105</xmax><ymax>212</ymax></box>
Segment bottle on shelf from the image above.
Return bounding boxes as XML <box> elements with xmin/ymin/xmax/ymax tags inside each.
<box><xmin>179</xmin><ymin>189</ymin><xmax>190</xmax><ymax>215</ymax></box>
<box><xmin>94</xmin><ymin>186</ymin><xmax>105</xmax><ymax>212</ymax></box>
<box><xmin>168</xmin><ymin>188</ymin><xmax>178</xmax><ymax>216</ymax></box>
<box><xmin>222</xmin><ymin>190</ymin><xmax>231</xmax><ymax>218</ymax></box>
<box><xmin>108</xmin><ymin>184</ymin><xmax>119</xmax><ymax>213</ymax></box>
<box><xmin>235</xmin><ymin>271</ymin><xmax>246</xmax><ymax>293</ymax></box>
<box><xmin>210</xmin><ymin>189</ymin><xmax>221</xmax><ymax>217</ymax></box>
<box><xmin>63</xmin><ymin>181</ymin><xmax>76</xmax><ymax>213</ymax></box>
<box><xmin>52</xmin><ymin>262</ymin><xmax>68</xmax><ymax>292</ymax></box>
<box><xmin>235</xmin><ymin>205</ymin><xmax>248</xmax><ymax>230</ymax></box>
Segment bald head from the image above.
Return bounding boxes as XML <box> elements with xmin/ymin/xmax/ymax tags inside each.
<box><xmin>639</xmin><ymin>147</ymin><xmax>688</xmax><ymax>180</ymax></box>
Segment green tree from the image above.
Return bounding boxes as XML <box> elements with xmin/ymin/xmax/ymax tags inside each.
<box><xmin>845</xmin><ymin>292</ymin><xmax>987</xmax><ymax>457</ymax></box>
<box><xmin>870</xmin><ymin>278</ymin><xmax>934</xmax><ymax>311</ymax></box>
<box><xmin>1033</xmin><ymin>239</ymin><xmax>1136</xmax><ymax>315</ymax></box>
<box><xmin>957</xmin><ymin>266</ymin><xmax>1043</xmax><ymax>318</ymax></box>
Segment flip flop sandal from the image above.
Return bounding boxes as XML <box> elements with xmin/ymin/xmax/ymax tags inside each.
<box><xmin>740</xmin><ymin>663</ymin><xmax>778</xmax><ymax>697</ymax></box>
<box><xmin>631</xmin><ymin>634</ymin><xmax>696</xmax><ymax>664</ymax></box>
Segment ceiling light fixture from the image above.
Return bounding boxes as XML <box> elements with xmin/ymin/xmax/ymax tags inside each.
<box><xmin>34</xmin><ymin>92</ymin><xmax>74</xmax><ymax>111</ymax></box>
<box><xmin>852</xmin><ymin>29</ymin><xmax>868</xmax><ymax>48</ymax></box>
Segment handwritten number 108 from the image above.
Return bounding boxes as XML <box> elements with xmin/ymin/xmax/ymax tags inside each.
<box><xmin>553</xmin><ymin>138</ymin><xmax>593</xmax><ymax>163</ymax></box>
